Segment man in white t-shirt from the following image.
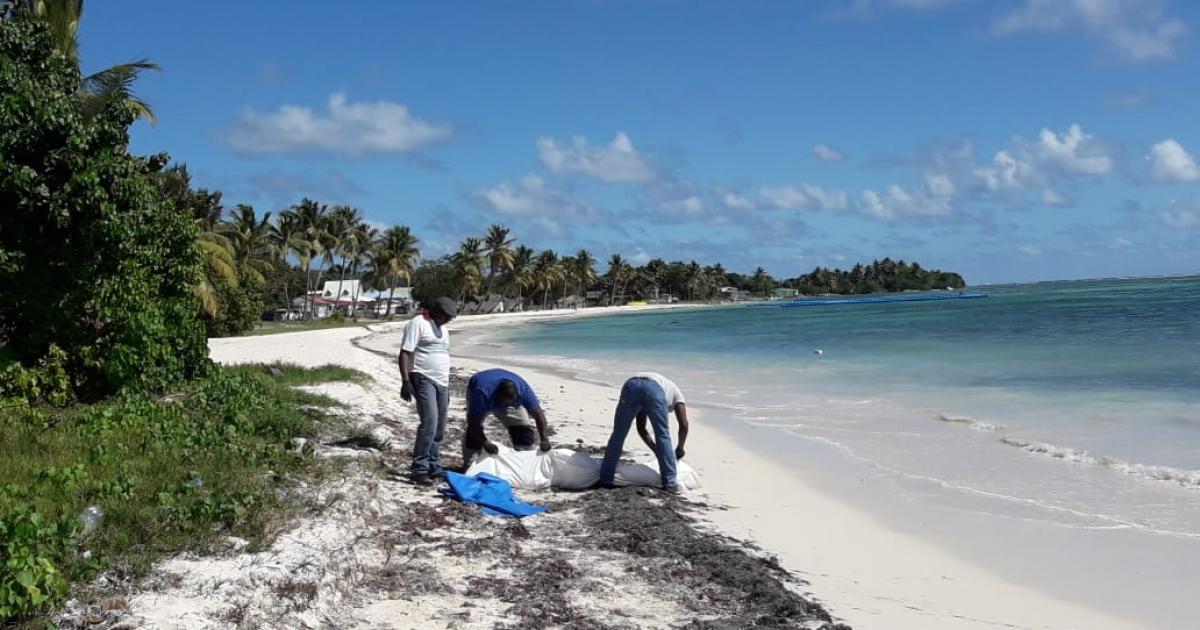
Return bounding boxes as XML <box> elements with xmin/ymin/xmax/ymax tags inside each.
<box><xmin>598</xmin><ymin>372</ymin><xmax>690</xmax><ymax>493</ymax></box>
<box><xmin>399</xmin><ymin>297</ymin><xmax>457</xmax><ymax>485</ymax></box>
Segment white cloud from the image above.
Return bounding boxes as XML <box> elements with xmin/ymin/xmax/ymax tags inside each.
<box><xmin>831</xmin><ymin>0</ymin><xmax>960</xmax><ymax>17</ymax></box>
<box><xmin>221</xmin><ymin>93</ymin><xmax>452</xmax><ymax>155</ymax></box>
<box><xmin>1147</xmin><ymin>139</ymin><xmax>1200</xmax><ymax>182</ymax></box>
<box><xmin>1018</xmin><ymin>245</ymin><xmax>1043</xmax><ymax>256</ymax></box>
<box><xmin>1030</xmin><ymin>124</ymin><xmax>1113</xmax><ymax>175</ymax></box>
<box><xmin>471</xmin><ymin>174</ymin><xmax>602</xmax><ymax>225</ymax></box>
<box><xmin>812</xmin><ymin>143</ymin><xmax>846</xmax><ymax>161</ymax></box>
<box><xmin>760</xmin><ymin>184</ymin><xmax>850</xmax><ymax>210</ymax></box>
<box><xmin>1160</xmin><ymin>210</ymin><xmax>1199</xmax><ymax>228</ymax></box>
<box><xmin>924</xmin><ymin>172</ymin><xmax>957</xmax><ymax>197</ymax></box>
<box><xmin>1032</xmin><ymin>124</ymin><xmax>1113</xmax><ymax>172</ymax></box>
<box><xmin>717</xmin><ymin>190</ymin><xmax>756</xmax><ymax>210</ymax></box>
<box><xmin>858</xmin><ymin>184</ymin><xmax>953</xmax><ymax>220</ymax></box>
<box><xmin>1106</xmin><ymin>88</ymin><xmax>1152</xmax><ymax>108</ymax></box>
<box><xmin>973</xmin><ymin>124</ymin><xmax>1112</xmax><ymax>199</ymax></box>
<box><xmin>661</xmin><ymin>195</ymin><xmax>704</xmax><ymax>216</ymax></box>
<box><xmin>992</xmin><ymin>0</ymin><xmax>1187</xmax><ymax>62</ymax></box>
<box><xmin>537</xmin><ymin>132</ymin><xmax>657</xmax><ymax>183</ymax></box>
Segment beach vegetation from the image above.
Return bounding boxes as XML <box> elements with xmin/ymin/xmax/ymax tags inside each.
<box><xmin>0</xmin><ymin>9</ymin><xmax>209</xmax><ymax>399</ymax></box>
<box><xmin>0</xmin><ymin>363</ymin><xmax>365</xmax><ymax>623</ymax></box>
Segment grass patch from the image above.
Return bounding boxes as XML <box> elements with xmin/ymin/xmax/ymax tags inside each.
<box><xmin>238</xmin><ymin>362</ymin><xmax>373</xmax><ymax>387</ymax></box>
<box><xmin>0</xmin><ymin>364</ymin><xmax>361</xmax><ymax>624</ymax></box>
<box><xmin>240</xmin><ymin>315</ymin><xmax>412</xmax><ymax>337</ymax></box>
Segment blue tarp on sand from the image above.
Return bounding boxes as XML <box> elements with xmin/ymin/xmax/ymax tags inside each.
<box><xmin>439</xmin><ymin>471</ymin><xmax>548</xmax><ymax>518</ymax></box>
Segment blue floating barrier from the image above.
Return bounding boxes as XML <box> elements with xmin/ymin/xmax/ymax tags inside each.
<box><xmin>779</xmin><ymin>292</ymin><xmax>987</xmax><ymax>307</ymax></box>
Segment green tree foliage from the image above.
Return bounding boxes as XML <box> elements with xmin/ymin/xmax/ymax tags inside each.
<box><xmin>0</xmin><ymin>14</ymin><xmax>208</xmax><ymax>397</ymax></box>
<box><xmin>781</xmin><ymin>258</ymin><xmax>966</xmax><ymax>295</ymax></box>
<box><xmin>25</xmin><ymin>0</ymin><xmax>161</xmax><ymax>124</ymax></box>
<box><xmin>411</xmin><ymin>256</ymin><xmax>460</xmax><ymax>307</ymax></box>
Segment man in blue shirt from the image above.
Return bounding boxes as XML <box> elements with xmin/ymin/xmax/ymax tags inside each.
<box><xmin>462</xmin><ymin>368</ymin><xmax>553</xmax><ymax>466</ymax></box>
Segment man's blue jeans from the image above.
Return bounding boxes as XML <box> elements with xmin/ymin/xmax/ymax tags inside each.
<box><xmin>599</xmin><ymin>377</ymin><xmax>677</xmax><ymax>488</ymax></box>
<box><xmin>410</xmin><ymin>372</ymin><xmax>449</xmax><ymax>476</ymax></box>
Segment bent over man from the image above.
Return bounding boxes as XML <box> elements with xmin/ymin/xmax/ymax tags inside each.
<box><xmin>463</xmin><ymin>368</ymin><xmax>553</xmax><ymax>466</ymax></box>
<box><xmin>599</xmin><ymin>372</ymin><xmax>690</xmax><ymax>493</ymax></box>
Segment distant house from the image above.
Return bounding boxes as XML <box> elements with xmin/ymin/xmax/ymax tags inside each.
<box><xmin>366</xmin><ymin>287</ymin><xmax>413</xmax><ymax>317</ymax></box>
<box><xmin>719</xmin><ymin>286</ymin><xmax>748</xmax><ymax>301</ymax></box>
<box><xmin>290</xmin><ymin>280</ymin><xmax>376</xmax><ymax>318</ymax></box>
<box><xmin>321</xmin><ymin>280</ymin><xmax>361</xmax><ymax>302</ymax></box>
<box><xmin>773</xmin><ymin>288</ymin><xmax>800</xmax><ymax>299</ymax></box>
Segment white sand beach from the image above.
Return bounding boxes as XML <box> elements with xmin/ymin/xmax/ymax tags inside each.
<box><xmin>441</xmin><ymin>309</ymin><xmax>1145</xmax><ymax>630</ymax></box>
<box><xmin>102</xmin><ymin>306</ymin><xmax>1142</xmax><ymax>629</ymax></box>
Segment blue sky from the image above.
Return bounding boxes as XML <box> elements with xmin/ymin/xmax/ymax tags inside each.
<box><xmin>81</xmin><ymin>0</ymin><xmax>1200</xmax><ymax>284</ymax></box>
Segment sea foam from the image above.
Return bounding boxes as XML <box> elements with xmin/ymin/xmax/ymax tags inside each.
<box><xmin>1001</xmin><ymin>437</ymin><xmax>1200</xmax><ymax>489</ymax></box>
<box><xmin>938</xmin><ymin>414</ymin><xmax>1003</xmax><ymax>432</ymax></box>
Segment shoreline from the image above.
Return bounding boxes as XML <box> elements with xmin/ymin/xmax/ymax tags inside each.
<box><xmin>435</xmin><ymin>308</ymin><xmax>1146</xmax><ymax>630</ymax></box>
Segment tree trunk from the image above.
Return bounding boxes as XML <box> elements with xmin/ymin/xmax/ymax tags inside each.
<box><xmin>386</xmin><ymin>281</ymin><xmax>396</xmax><ymax>318</ymax></box>
<box><xmin>349</xmin><ymin>257</ymin><xmax>363</xmax><ymax>317</ymax></box>
<box><xmin>334</xmin><ymin>255</ymin><xmax>348</xmax><ymax>317</ymax></box>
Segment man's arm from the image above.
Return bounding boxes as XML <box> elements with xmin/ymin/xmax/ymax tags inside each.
<box><xmin>466</xmin><ymin>413</ymin><xmax>498</xmax><ymax>454</ymax></box>
<box><xmin>530</xmin><ymin>407</ymin><xmax>553</xmax><ymax>451</ymax></box>
<box><xmin>635</xmin><ymin>411</ymin><xmax>656</xmax><ymax>450</ymax></box>
<box><xmin>673</xmin><ymin>403</ymin><xmax>689</xmax><ymax>459</ymax></box>
<box><xmin>398</xmin><ymin>351</ymin><xmax>415</xmax><ymax>401</ymax></box>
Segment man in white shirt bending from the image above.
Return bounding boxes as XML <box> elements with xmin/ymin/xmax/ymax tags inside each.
<box><xmin>399</xmin><ymin>297</ymin><xmax>457</xmax><ymax>486</ymax></box>
<box><xmin>598</xmin><ymin>372</ymin><xmax>690</xmax><ymax>493</ymax></box>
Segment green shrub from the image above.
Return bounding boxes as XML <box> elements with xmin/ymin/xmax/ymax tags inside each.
<box><xmin>0</xmin><ymin>509</ymin><xmax>76</xmax><ymax>620</ymax></box>
<box><xmin>0</xmin><ymin>13</ymin><xmax>210</xmax><ymax>398</ymax></box>
<box><xmin>0</xmin><ymin>345</ymin><xmax>73</xmax><ymax>406</ymax></box>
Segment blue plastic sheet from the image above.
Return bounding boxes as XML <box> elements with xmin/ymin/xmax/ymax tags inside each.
<box><xmin>439</xmin><ymin>471</ymin><xmax>548</xmax><ymax>518</ymax></box>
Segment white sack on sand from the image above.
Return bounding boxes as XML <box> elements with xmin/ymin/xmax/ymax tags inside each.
<box><xmin>466</xmin><ymin>445</ymin><xmax>701</xmax><ymax>490</ymax></box>
<box><xmin>613</xmin><ymin>458</ymin><xmax>702</xmax><ymax>490</ymax></box>
<box><xmin>466</xmin><ymin>446</ymin><xmax>598</xmax><ymax>490</ymax></box>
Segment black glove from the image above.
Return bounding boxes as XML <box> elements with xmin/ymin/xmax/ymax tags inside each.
<box><xmin>675</xmin><ymin>445</ymin><xmax>686</xmax><ymax>460</ymax></box>
<box><xmin>482</xmin><ymin>441</ymin><xmax>499</xmax><ymax>455</ymax></box>
<box><xmin>400</xmin><ymin>381</ymin><xmax>413</xmax><ymax>402</ymax></box>
<box><xmin>539</xmin><ymin>439</ymin><xmax>553</xmax><ymax>452</ymax></box>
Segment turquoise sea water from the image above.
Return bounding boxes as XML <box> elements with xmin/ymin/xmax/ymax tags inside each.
<box><xmin>476</xmin><ymin>276</ymin><xmax>1200</xmax><ymax>624</ymax></box>
<box><xmin>491</xmin><ymin>277</ymin><xmax>1200</xmax><ymax>535</ymax></box>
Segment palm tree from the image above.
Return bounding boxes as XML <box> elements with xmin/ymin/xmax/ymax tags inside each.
<box><xmin>684</xmin><ymin>261</ymin><xmax>703</xmax><ymax>301</ymax></box>
<box><xmin>453</xmin><ymin>237</ymin><xmax>484</xmax><ymax>300</ymax></box>
<box><xmin>29</xmin><ymin>0</ymin><xmax>160</xmax><ymax>123</ymax></box>
<box><xmin>483</xmin><ymin>224</ymin><xmax>516</xmax><ymax>295</ymax></box>
<box><xmin>329</xmin><ymin>205</ymin><xmax>362</xmax><ymax>313</ymax></box>
<box><xmin>504</xmin><ymin>245</ymin><xmax>536</xmax><ymax>300</ymax></box>
<box><xmin>751</xmin><ymin>266</ymin><xmax>772</xmax><ymax>297</ymax></box>
<box><xmin>642</xmin><ymin>258</ymin><xmax>666</xmax><ymax>300</ymax></box>
<box><xmin>222</xmin><ymin>204</ymin><xmax>275</xmax><ymax>286</ymax></box>
<box><xmin>347</xmin><ymin>223</ymin><xmax>379</xmax><ymax>315</ymax></box>
<box><xmin>572</xmin><ymin>249</ymin><xmax>597</xmax><ymax>298</ymax></box>
<box><xmin>558</xmin><ymin>255</ymin><xmax>577</xmax><ymax>303</ymax></box>
<box><xmin>372</xmin><ymin>226</ymin><xmax>421</xmax><ymax>317</ymax></box>
<box><xmin>605</xmin><ymin>254</ymin><xmax>628</xmax><ymax>305</ymax></box>
<box><xmin>190</xmin><ymin>198</ymin><xmax>236</xmax><ymax>318</ymax></box>
<box><xmin>532</xmin><ymin>250</ymin><xmax>563</xmax><ymax>309</ymax></box>
<box><xmin>281</xmin><ymin>199</ymin><xmax>332</xmax><ymax>318</ymax></box>
<box><xmin>269</xmin><ymin>211</ymin><xmax>310</xmax><ymax>315</ymax></box>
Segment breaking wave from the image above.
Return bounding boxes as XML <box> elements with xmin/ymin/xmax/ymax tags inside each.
<box><xmin>1002</xmin><ymin>437</ymin><xmax>1200</xmax><ymax>489</ymax></box>
<box><xmin>938</xmin><ymin>414</ymin><xmax>1003</xmax><ymax>432</ymax></box>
